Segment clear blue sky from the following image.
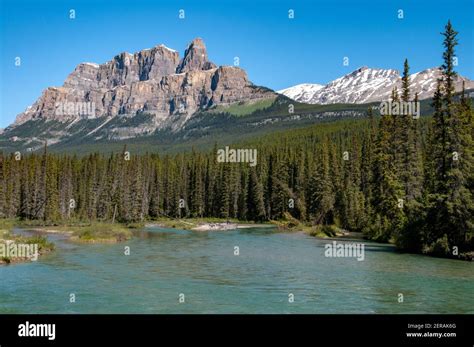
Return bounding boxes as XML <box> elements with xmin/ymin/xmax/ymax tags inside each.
<box><xmin>1</xmin><ymin>0</ymin><xmax>473</xmax><ymax>128</ymax></box>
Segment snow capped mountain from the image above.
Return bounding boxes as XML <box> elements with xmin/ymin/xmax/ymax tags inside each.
<box><xmin>279</xmin><ymin>66</ymin><xmax>474</xmax><ymax>104</ymax></box>
<box><xmin>316</xmin><ymin>67</ymin><xmax>399</xmax><ymax>104</ymax></box>
<box><xmin>277</xmin><ymin>83</ymin><xmax>324</xmax><ymax>104</ymax></box>
<box><xmin>408</xmin><ymin>68</ymin><xmax>446</xmax><ymax>99</ymax></box>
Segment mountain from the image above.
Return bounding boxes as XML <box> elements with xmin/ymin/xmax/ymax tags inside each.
<box><xmin>6</xmin><ymin>89</ymin><xmax>473</xmax><ymax>155</ymax></box>
<box><xmin>1</xmin><ymin>94</ymin><xmax>378</xmax><ymax>154</ymax></box>
<box><xmin>278</xmin><ymin>66</ymin><xmax>474</xmax><ymax>104</ymax></box>
<box><xmin>8</xmin><ymin>38</ymin><xmax>276</xmax><ymax>137</ymax></box>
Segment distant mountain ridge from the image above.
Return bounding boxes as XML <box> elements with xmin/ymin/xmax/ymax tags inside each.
<box><xmin>278</xmin><ymin>66</ymin><xmax>474</xmax><ymax>104</ymax></box>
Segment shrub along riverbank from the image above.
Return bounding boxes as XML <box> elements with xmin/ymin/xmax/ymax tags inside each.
<box><xmin>0</xmin><ymin>219</ymin><xmax>133</xmax><ymax>265</ymax></box>
<box><xmin>15</xmin><ymin>220</ymin><xmax>133</xmax><ymax>244</ymax></box>
<box><xmin>0</xmin><ymin>219</ymin><xmax>54</xmax><ymax>264</ymax></box>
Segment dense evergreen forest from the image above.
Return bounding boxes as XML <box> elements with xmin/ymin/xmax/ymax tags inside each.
<box><xmin>0</xmin><ymin>22</ymin><xmax>472</xmax><ymax>259</ymax></box>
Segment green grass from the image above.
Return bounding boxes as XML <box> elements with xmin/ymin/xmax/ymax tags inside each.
<box><xmin>0</xmin><ymin>218</ymin><xmax>133</xmax><ymax>246</ymax></box>
<box><xmin>0</xmin><ymin>235</ymin><xmax>55</xmax><ymax>264</ymax></box>
<box><xmin>209</xmin><ymin>97</ymin><xmax>277</xmax><ymax>117</ymax></box>
<box><xmin>0</xmin><ymin>219</ymin><xmax>15</xmax><ymax>235</ymax></box>
<box><xmin>308</xmin><ymin>225</ymin><xmax>340</xmax><ymax>238</ymax></box>
<box><xmin>21</xmin><ymin>222</ymin><xmax>135</xmax><ymax>243</ymax></box>
<box><xmin>69</xmin><ymin>223</ymin><xmax>133</xmax><ymax>243</ymax></box>
<box><xmin>270</xmin><ymin>216</ymin><xmax>342</xmax><ymax>238</ymax></box>
<box><xmin>0</xmin><ymin>219</ymin><xmax>55</xmax><ymax>264</ymax></box>
<box><xmin>270</xmin><ymin>212</ymin><xmax>302</xmax><ymax>231</ymax></box>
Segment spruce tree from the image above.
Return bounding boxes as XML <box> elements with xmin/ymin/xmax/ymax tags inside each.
<box><xmin>425</xmin><ymin>20</ymin><xmax>473</xmax><ymax>256</ymax></box>
<box><xmin>246</xmin><ymin>166</ymin><xmax>266</xmax><ymax>221</ymax></box>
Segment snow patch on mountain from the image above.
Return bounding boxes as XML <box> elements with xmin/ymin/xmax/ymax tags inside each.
<box><xmin>278</xmin><ymin>84</ymin><xmax>324</xmax><ymax>104</ymax></box>
<box><xmin>82</xmin><ymin>62</ymin><xmax>100</xmax><ymax>68</ymax></box>
<box><xmin>158</xmin><ymin>44</ymin><xmax>178</xmax><ymax>53</ymax></box>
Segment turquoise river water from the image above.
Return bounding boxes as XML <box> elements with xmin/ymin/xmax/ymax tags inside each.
<box><xmin>0</xmin><ymin>226</ymin><xmax>472</xmax><ymax>313</ymax></box>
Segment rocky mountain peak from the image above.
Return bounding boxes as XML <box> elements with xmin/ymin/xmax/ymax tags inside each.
<box><xmin>353</xmin><ymin>66</ymin><xmax>369</xmax><ymax>74</ymax></box>
<box><xmin>344</xmin><ymin>66</ymin><xmax>399</xmax><ymax>80</ymax></box>
<box><xmin>176</xmin><ymin>38</ymin><xmax>217</xmax><ymax>73</ymax></box>
<box><xmin>10</xmin><ymin>38</ymin><xmax>275</xmax><ymax>133</ymax></box>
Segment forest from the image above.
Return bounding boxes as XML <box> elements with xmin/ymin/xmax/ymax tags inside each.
<box><xmin>0</xmin><ymin>21</ymin><xmax>472</xmax><ymax>259</ymax></box>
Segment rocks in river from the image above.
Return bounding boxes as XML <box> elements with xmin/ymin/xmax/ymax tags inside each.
<box><xmin>192</xmin><ymin>223</ymin><xmax>238</xmax><ymax>231</ymax></box>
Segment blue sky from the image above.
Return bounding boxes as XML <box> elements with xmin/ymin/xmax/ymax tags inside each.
<box><xmin>1</xmin><ymin>0</ymin><xmax>473</xmax><ymax>128</ymax></box>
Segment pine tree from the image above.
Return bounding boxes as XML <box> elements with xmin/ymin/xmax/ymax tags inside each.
<box><xmin>308</xmin><ymin>140</ymin><xmax>334</xmax><ymax>225</ymax></box>
<box><xmin>218</xmin><ymin>164</ymin><xmax>231</xmax><ymax>218</ymax></box>
<box><xmin>370</xmin><ymin>94</ymin><xmax>404</xmax><ymax>241</ymax></box>
<box><xmin>292</xmin><ymin>153</ymin><xmax>307</xmax><ymax>220</ymax></box>
<box><xmin>424</xmin><ymin>20</ymin><xmax>473</xmax><ymax>256</ymax></box>
<box><xmin>149</xmin><ymin>162</ymin><xmax>162</xmax><ymax>218</ymax></box>
<box><xmin>270</xmin><ymin>159</ymin><xmax>290</xmax><ymax>220</ymax></box>
<box><xmin>246</xmin><ymin>166</ymin><xmax>266</xmax><ymax>221</ymax></box>
<box><xmin>237</xmin><ymin>170</ymin><xmax>247</xmax><ymax>219</ymax></box>
<box><xmin>0</xmin><ymin>152</ymin><xmax>5</xmax><ymax>218</ymax></box>
<box><xmin>44</xmin><ymin>154</ymin><xmax>60</xmax><ymax>222</ymax></box>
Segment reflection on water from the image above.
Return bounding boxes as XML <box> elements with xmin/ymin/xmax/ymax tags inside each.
<box><xmin>0</xmin><ymin>226</ymin><xmax>473</xmax><ymax>314</ymax></box>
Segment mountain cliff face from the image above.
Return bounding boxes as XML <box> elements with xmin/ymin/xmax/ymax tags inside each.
<box><xmin>278</xmin><ymin>66</ymin><xmax>474</xmax><ymax>104</ymax></box>
<box><xmin>12</xmin><ymin>38</ymin><xmax>275</xmax><ymax>129</ymax></box>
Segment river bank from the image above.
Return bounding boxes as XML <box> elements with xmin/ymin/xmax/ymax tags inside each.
<box><xmin>0</xmin><ymin>220</ymin><xmax>55</xmax><ymax>265</ymax></box>
<box><xmin>20</xmin><ymin>223</ymin><xmax>133</xmax><ymax>243</ymax></box>
<box><xmin>1</xmin><ymin>217</ymin><xmax>472</xmax><ymax>264</ymax></box>
<box><xmin>0</xmin><ymin>219</ymin><xmax>134</xmax><ymax>264</ymax></box>
<box><xmin>146</xmin><ymin>217</ymin><xmax>273</xmax><ymax>231</ymax></box>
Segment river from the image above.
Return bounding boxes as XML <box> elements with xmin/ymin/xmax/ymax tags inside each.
<box><xmin>0</xmin><ymin>226</ymin><xmax>472</xmax><ymax>313</ymax></box>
